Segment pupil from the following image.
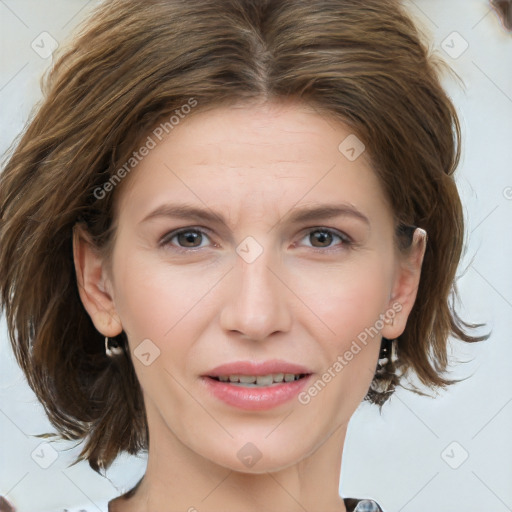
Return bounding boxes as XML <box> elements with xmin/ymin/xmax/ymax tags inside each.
<box><xmin>179</xmin><ymin>231</ymin><xmax>200</xmax><ymax>247</ymax></box>
<box><xmin>313</xmin><ymin>231</ymin><xmax>331</xmax><ymax>247</ymax></box>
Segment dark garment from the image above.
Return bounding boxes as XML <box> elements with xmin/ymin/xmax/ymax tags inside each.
<box><xmin>344</xmin><ymin>497</ymin><xmax>385</xmax><ymax>512</ymax></box>
<box><xmin>0</xmin><ymin>495</ymin><xmax>385</xmax><ymax>512</ymax></box>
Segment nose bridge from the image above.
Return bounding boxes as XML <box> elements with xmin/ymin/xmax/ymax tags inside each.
<box><xmin>220</xmin><ymin>238</ymin><xmax>292</xmax><ymax>340</ymax></box>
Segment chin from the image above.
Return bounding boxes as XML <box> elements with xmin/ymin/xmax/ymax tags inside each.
<box><xmin>194</xmin><ymin>430</ymin><xmax>319</xmax><ymax>474</ymax></box>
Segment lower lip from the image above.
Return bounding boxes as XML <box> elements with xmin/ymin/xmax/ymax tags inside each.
<box><xmin>201</xmin><ymin>376</ymin><xmax>312</xmax><ymax>411</ymax></box>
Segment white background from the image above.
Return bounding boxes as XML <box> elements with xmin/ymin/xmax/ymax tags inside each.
<box><xmin>1</xmin><ymin>1</ymin><xmax>511</xmax><ymax>511</ymax></box>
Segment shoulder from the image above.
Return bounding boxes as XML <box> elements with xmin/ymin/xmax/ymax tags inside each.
<box><xmin>344</xmin><ymin>498</ymin><xmax>385</xmax><ymax>512</ymax></box>
<box><xmin>55</xmin><ymin>505</ymin><xmax>109</xmax><ymax>512</ymax></box>
<box><xmin>59</xmin><ymin>509</ymin><xmax>107</xmax><ymax>512</ymax></box>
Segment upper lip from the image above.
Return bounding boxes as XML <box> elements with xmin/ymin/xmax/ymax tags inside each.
<box><xmin>205</xmin><ymin>360</ymin><xmax>312</xmax><ymax>377</ymax></box>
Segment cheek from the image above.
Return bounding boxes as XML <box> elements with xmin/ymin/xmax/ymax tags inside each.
<box><xmin>111</xmin><ymin>255</ymin><xmax>169</xmax><ymax>340</ymax></box>
<box><xmin>289</xmin><ymin>255</ymin><xmax>391</xmax><ymax>406</ymax></box>
<box><xmin>297</xmin><ymin>265</ymin><xmax>388</xmax><ymax>417</ymax></box>
<box><xmin>110</xmin><ymin>246</ymin><xmax>219</xmax><ymax>341</ymax></box>
<box><xmin>289</xmin><ymin>256</ymin><xmax>392</xmax><ymax>344</ymax></box>
<box><xmin>109</xmin><ymin>250</ymin><xmax>213</xmax><ymax>399</ymax></box>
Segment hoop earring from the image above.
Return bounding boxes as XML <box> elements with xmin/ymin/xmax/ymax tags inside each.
<box><xmin>105</xmin><ymin>336</ymin><xmax>124</xmax><ymax>357</ymax></box>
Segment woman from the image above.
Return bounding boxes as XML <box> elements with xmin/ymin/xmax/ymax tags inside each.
<box><xmin>0</xmin><ymin>0</ymin><xmax>487</xmax><ymax>510</ymax></box>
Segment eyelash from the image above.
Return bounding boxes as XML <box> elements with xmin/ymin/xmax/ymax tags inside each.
<box><xmin>159</xmin><ymin>226</ymin><xmax>354</xmax><ymax>253</ymax></box>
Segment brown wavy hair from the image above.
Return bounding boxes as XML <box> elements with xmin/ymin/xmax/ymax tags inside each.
<box><xmin>0</xmin><ymin>0</ymin><xmax>488</xmax><ymax>473</ymax></box>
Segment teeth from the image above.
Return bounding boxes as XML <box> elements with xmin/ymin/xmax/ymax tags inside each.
<box><xmin>256</xmin><ymin>375</ymin><xmax>273</xmax><ymax>386</ymax></box>
<box><xmin>213</xmin><ymin>373</ymin><xmax>305</xmax><ymax>386</ymax></box>
<box><xmin>239</xmin><ymin>375</ymin><xmax>257</xmax><ymax>384</ymax></box>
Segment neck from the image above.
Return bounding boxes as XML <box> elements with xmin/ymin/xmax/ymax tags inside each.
<box><xmin>109</xmin><ymin>401</ymin><xmax>348</xmax><ymax>512</ymax></box>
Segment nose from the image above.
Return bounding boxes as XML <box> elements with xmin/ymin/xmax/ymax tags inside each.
<box><xmin>219</xmin><ymin>244</ymin><xmax>293</xmax><ymax>342</ymax></box>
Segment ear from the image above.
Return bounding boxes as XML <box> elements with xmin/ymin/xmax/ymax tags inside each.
<box><xmin>72</xmin><ymin>222</ymin><xmax>123</xmax><ymax>337</ymax></box>
<box><xmin>381</xmin><ymin>228</ymin><xmax>427</xmax><ymax>339</ymax></box>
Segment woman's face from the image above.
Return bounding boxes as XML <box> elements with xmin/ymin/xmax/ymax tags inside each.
<box><xmin>77</xmin><ymin>100</ymin><xmax>423</xmax><ymax>473</ymax></box>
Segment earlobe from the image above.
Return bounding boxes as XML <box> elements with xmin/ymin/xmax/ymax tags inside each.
<box><xmin>72</xmin><ymin>223</ymin><xmax>123</xmax><ymax>337</ymax></box>
<box><xmin>382</xmin><ymin>228</ymin><xmax>427</xmax><ymax>339</ymax></box>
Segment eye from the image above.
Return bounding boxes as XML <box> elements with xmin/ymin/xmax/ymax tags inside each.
<box><xmin>159</xmin><ymin>226</ymin><xmax>353</xmax><ymax>252</ymax></box>
<box><xmin>160</xmin><ymin>228</ymin><xmax>213</xmax><ymax>250</ymax></box>
<box><xmin>298</xmin><ymin>228</ymin><xmax>353</xmax><ymax>250</ymax></box>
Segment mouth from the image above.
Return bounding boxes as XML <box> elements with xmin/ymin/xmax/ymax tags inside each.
<box><xmin>207</xmin><ymin>373</ymin><xmax>310</xmax><ymax>387</ymax></box>
<box><xmin>201</xmin><ymin>361</ymin><xmax>313</xmax><ymax>410</ymax></box>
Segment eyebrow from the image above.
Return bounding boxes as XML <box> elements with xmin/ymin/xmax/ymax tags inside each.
<box><xmin>140</xmin><ymin>202</ymin><xmax>370</xmax><ymax>227</ymax></box>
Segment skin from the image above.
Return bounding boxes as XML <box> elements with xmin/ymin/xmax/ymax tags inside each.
<box><xmin>73</xmin><ymin>100</ymin><xmax>426</xmax><ymax>512</ymax></box>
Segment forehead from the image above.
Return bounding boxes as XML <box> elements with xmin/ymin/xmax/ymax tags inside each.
<box><xmin>153</xmin><ymin>101</ymin><xmax>363</xmax><ymax>165</ymax></box>
<box><xmin>114</xmin><ymin>100</ymin><xmax>392</xmax><ymax>229</ymax></box>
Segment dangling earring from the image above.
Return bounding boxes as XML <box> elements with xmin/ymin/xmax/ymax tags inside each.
<box><xmin>367</xmin><ymin>312</ymin><xmax>400</xmax><ymax>403</ymax></box>
<box><xmin>105</xmin><ymin>336</ymin><xmax>124</xmax><ymax>357</ymax></box>
<box><xmin>376</xmin><ymin>314</ymin><xmax>397</xmax><ymax>372</ymax></box>
<box><xmin>368</xmin><ymin>337</ymin><xmax>399</xmax><ymax>402</ymax></box>
<box><xmin>375</xmin><ymin>337</ymin><xmax>398</xmax><ymax>374</ymax></box>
